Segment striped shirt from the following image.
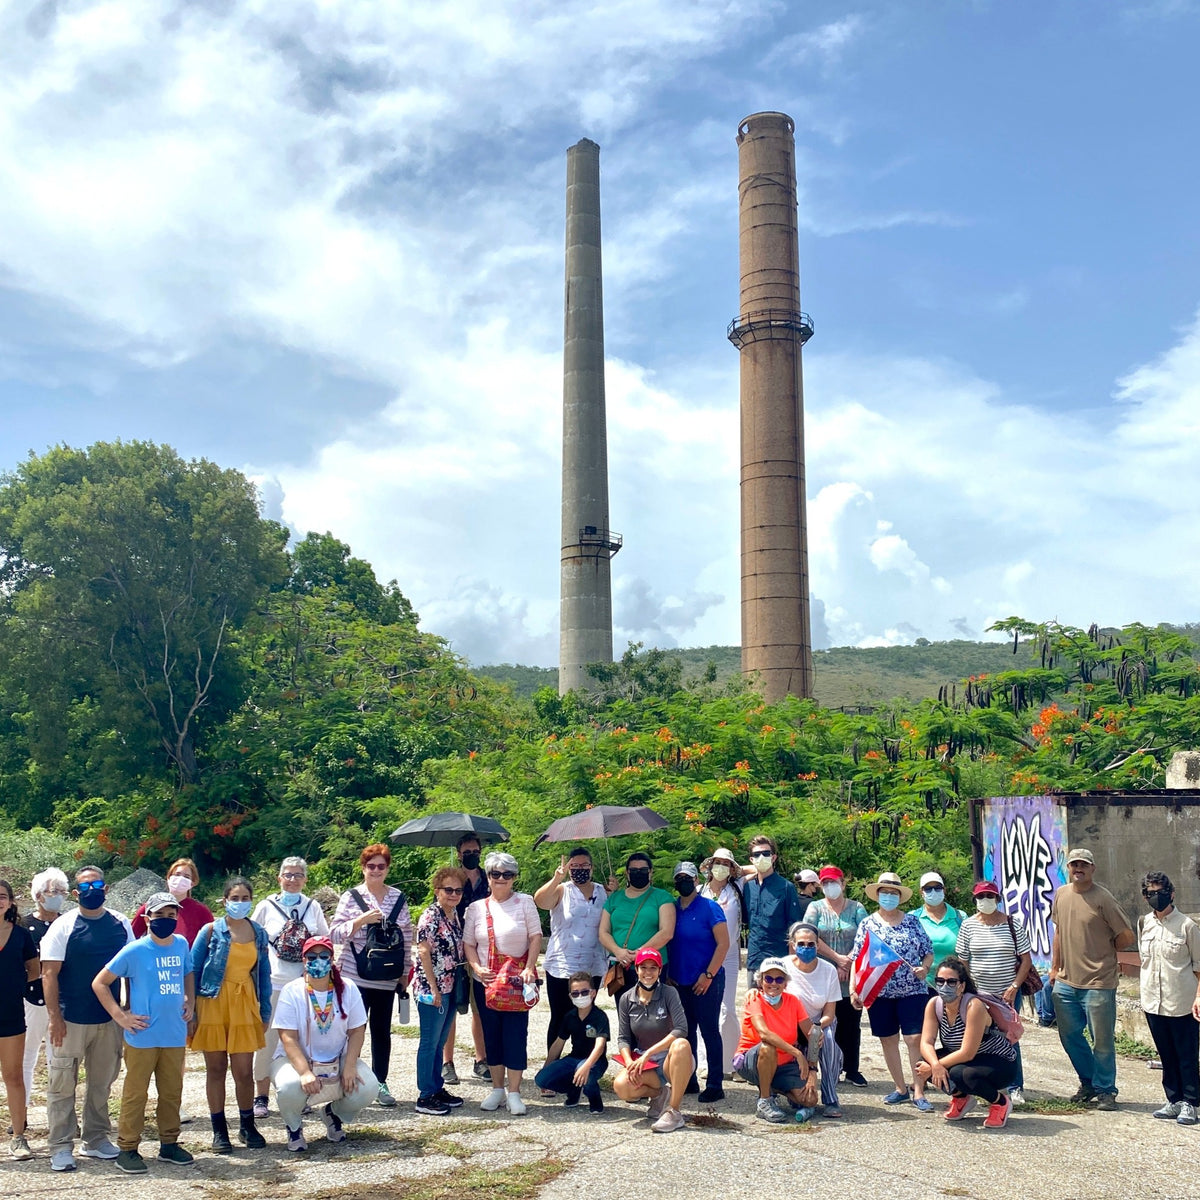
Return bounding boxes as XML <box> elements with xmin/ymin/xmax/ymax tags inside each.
<box><xmin>329</xmin><ymin>885</ymin><xmax>413</xmax><ymax>994</ymax></box>
<box><xmin>938</xmin><ymin>995</ymin><xmax>1016</xmax><ymax>1062</ymax></box>
<box><xmin>954</xmin><ymin>915</ymin><xmax>1030</xmax><ymax>995</ymax></box>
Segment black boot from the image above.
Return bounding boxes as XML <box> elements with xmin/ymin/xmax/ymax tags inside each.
<box><xmin>238</xmin><ymin>1108</ymin><xmax>266</xmax><ymax>1149</ymax></box>
<box><xmin>210</xmin><ymin>1112</ymin><xmax>233</xmax><ymax>1154</ymax></box>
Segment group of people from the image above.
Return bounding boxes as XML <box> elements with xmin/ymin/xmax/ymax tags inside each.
<box><xmin>2</xmin><ymin>834</ymin><xmax>1198</xmax><ymax>1170</ymax></box>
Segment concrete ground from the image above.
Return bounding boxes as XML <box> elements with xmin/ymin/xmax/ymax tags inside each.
<box><xmin>3</xmin><ymin>977</ymin><xmax>1195</xmax><ymax>1200</ymax></box>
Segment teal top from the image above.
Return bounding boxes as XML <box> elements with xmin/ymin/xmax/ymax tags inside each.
<box><xmin>916</xmin><ymin>905</ymin><xmax>966</xmax><ymax>972</ymax></box>
<box><xmin>604</xmin><ymin>886</ymin><xmax>674</xmax><ymax>967</ymax></box>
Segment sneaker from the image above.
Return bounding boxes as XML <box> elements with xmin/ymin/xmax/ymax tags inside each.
<box><xmin>564</xmin><ymin>1087</ymin><xmax>581</xmax><ymax>1108</ymax></box>
<box><xmin>944</xmin><ymin>1095</ymin><xmax>977</xmax><ymax>1121</ymax></box>
<box><xmin>376</xmin><ymin>1083</ymin><xmax>397</xmax><ymax>1107</ymax></box>
<box><xmin>238</xmin><ymin>1123</ymin><xmax>267</xmax><ymax>1149</ymax></box>
<box><xmin>1008</xmin><ymin>1087</ymin><xmax>1025</xmax><ymax>1107</ymax></box>
<box><xmin>472</xmin><ymin>1059</ymin><xmax>490</xmax><ymax>1079</ymax></box>
<box><xmin>178</xmin><ymin>1108</ymin><xmax>193</xmax><ymax>1124</ymax></box>
<box><xmin>114</xmin><ymin>1150</ymin><xmax>147</xmax><ymax>1174</ymax></box>
<box><xmin>755</xmin><ymin>1097</ymin><xmax>787</xmax><ymax>1124</ymax></box>
<box><xmin>1095</xmin><ymin>1092</ymin><xmax>1118</xmax><ymax>1111</ymax></box>
<box><xmin>506</xmin><ymin>1092</ymin><xmax>527</xmax><ymax>1115</ymax></box>
<box><xmin>983</xmin><ymin>1094</ymin><xmax>1012</xmax><ymax>1129</ymax></box>
<box><xmin>882</xmin><ymin>1088</ymin><xmax>910</xmax><ymax>1105</ymax></box>
<box><xmin>416</xmin><ymin>1095</ymin><xmax>451</xmax><ymax>1116</ymax></box>
<box><xmin>651</xmin><ymin>1106</ymin><xmax>685</xmax><ymax>1133</ymax></box>
<box><xmin>157</xmin><ymin>1143</ymin><xmax>194</xmax><ymax>1165</ymax></box>
<box><xmin>50</xmin><ymin>1149</ymin><xmax>77</xmax><ymax>1172</ymax></box>
<box><xmin>253</xmin><ymin>1096</ymin><xmax>270</xmax><ymax>1120</ymax></box>
<box><xmin>698</xmin><ymin>1086</ymin><xmax>726</xmax><ymax>1104</ymax></box>
<box><xmin>588</xmin><ymin>1094</ymin><xmax>605</xmax><ymax>1115</ymax></box>
<box><xmin>1177</xmin><ymin>1102</ymin><xmax>1198</xmax><ymax>1126</ymax></box>
<box><xmin>1070</xmin><ymin>1083</ymin><xmax>1097</xmax><ymax>1104</ymax></box>
<box><xmin>911</xmin><ymin>1094</ymin><xmax>933</xmax><ymax>1113</ymax></box>
<box><xmin>286</xmin><ymin>1127</ymin><xmax>308</xmax><ymax>1153</ymax></box>
<box><xmin>441</xmin><ymin>1062</ymin><xmax>460</xmax><ymax>1086</ymax></box>
<box><xmin>433</xmin><ymin>1089</ymin><xmax>464</xmax><ymax>1109</ymax></box>
<box><xmin>480</xmin><ymin>1087</ymin><xmax>507</xmax><ymax>1112</ymax></box>
<box><xmin>843</xmin><ymin>1070</ymin><xmax>869</xmax><ymax>1088</ymax></box>
<box><xmin>10</xmin><ymin>1135</ymin><xmax>32</xmax><ymax>1161</ymax></box>
<box><xmin>82</xmin><ymin>1139</ymin><xmax>120</xmax><ymax>1160</ymax></box>
<box><xmin>646</xmin><ymin>1085</ymin><xmax>671</xmax><ymax>1122</ymax></box>
<box><xmin>1154</xmin><ymin>1101</ymin><xmax>1183</xmax><ymax>1120</ymax></box>
<box><xmin>322</xmin><ymin>1104</ymin><xmax>346</xmax><ymax>1143</ymax></box>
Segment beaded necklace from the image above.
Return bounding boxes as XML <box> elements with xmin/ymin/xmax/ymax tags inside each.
<box><xmin>306</xmin><ymin>982</ymin><xmax>336</xmax><ymax>1034</ymax></box>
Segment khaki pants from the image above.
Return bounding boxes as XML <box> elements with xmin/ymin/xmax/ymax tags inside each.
<box><xmin>46</xmin><ymin>1020</ymin><xmax>124</xmax><ymax>1152</ymax></box>
<box><xmin>118</xmin><ymin>1044</ymin><xmax>186</xmax><ymax>1150</ymax></box>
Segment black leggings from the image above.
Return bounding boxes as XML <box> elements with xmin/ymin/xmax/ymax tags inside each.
<box><xmin>834</xmin><ymin>995</ymin><xmax>863</xmax><ymax>1074</ymax></box>
<box><xmin>939</xmin><ymin>1049</ymin><xmax>1018</xmax><ymax>1104</ymax></box>
<box><xmin>360</xmin><ymin>986</ymin><xmax>396</xmax><ymax>1084</ymax></box>
<box><xmin>545</xmin><ymin>973</ymin><xmax>602</xmax><ymax>1050</ymax></box>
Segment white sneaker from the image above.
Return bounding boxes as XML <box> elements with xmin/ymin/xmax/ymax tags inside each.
<box><xmin>50</xmin><ymin>1149</ymin><xmax>77</xmax><ymax>1172</ymax></box>
<box><xmin>480</xmin><ymin>1087</ymin><xmax>507</xmax><ymax>1111</ymax></box>
<box><xmin>651</xmin><ymin>1107</ymin><xmax>685</xmax><ymax>1133</ymax></box>
<box><xmin>506</xmin><ymin>1092</ymin><xmax>527</xmax><ymax>1115</ymax></box>
<box><xmin>1009</xmin><ymin>1087</ymin><xmax>1025</xmax><ymax>1107</ymax></box>
<box><xmin>82</xmin><ymin>1139</ymin><xmax>119</xmax><ymax>1160</ymax></box>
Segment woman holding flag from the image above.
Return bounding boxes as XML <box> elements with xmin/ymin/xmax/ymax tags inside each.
<box><xmin>850</xmin><ymin>872</ymin><xmax>934</xmax><ymax>1111</ymax></box>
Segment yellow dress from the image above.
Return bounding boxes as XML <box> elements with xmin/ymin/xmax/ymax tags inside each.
<box><xmin>190</xmin><ymin>939</ymin><xmax>265</xmax><ymax>1054</ymax></box>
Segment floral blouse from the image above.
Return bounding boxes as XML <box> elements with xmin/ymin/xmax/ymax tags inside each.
<box><xmin>413</xmin><ymin>903</ymin><xmax>463</xmax><ymax>997</ymax></box>
<box><xmin>851</xmin><ymin>911</ymin><xmax>933</xmax><ymax>999</ymax></box>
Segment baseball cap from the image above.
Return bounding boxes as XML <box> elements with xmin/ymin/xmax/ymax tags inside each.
<box><xmin>919</xmin><ymin>871</ymin><xmax>945</xmax><ymax>890</ymax></box>
<box><xmin>1066</xmin><ymin>848</ymin><xmax>1095</xmax><ymax>866</ymax></box>
<box><xmin>634</xmin><ymin>947</ymin><xmax>662</xmax><ymax>967</ymax></box>
<box><xmin>972</xmin><ymin>880</ymin><xmax>1001</xmax><ymax>898</ymax></box>
<box><xmin>302</xmin><ymin>935</ymin><xmax>334</xmax><ymax>956</ymax></box>
<box><xmin>673</xmin><ymin>862</ymin><xmax>699</xmax><ymax>880</ymax></box>
<box><xmin>818</xmin><ymin>866</ymin><xmax>844</xmax><ymax>883</ymax></box>
<box><xmin>143</xmin><ymin>892</ymin><xmax>177</xmax><ymax>915</ymax></box>
<box><xmin>758</xmin><ymin>957</ymin><xmax>789</xmax><ymax>978</ymax></box>
<box><xmin>796</xmin><ymin>869</ymin><xmax>820</xmax><ymax>885</ymax></box>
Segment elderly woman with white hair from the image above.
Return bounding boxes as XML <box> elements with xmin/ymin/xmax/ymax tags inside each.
<box><xmin>249</xmin><ymin>856</ymin><xmax>331</xmax><ymax>1118</ymax></box>
<box><xmin>462</xmin><ymin>851</ymin><xmax>542</xmax><ymax>1114</ymax></box>
<box><xmin>22</xmin><ymin>867</ymin><xmax>69</xmax><ymax>1102</ymax></box>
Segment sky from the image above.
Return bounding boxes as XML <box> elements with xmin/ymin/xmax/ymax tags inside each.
<box><xmin>2</xmin><ymin>0</ymin><xmax>1199</xmax><ymax>666</ymax></box>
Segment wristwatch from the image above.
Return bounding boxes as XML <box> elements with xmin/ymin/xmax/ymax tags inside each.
<box><xmin>702</xmin><ymin>971</ymin><xmax>714</xmax><ymax>979</ymax></box>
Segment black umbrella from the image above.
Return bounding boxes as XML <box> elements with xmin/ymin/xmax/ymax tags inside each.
<box><xmin>389</xmin><ymin>812</ymin><xmax>510</xmax><ymax>848</ymax></box>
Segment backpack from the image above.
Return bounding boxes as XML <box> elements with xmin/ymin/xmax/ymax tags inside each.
<box><xmin>936</xmin><ymin>991</ymin><xmax>1025</xmax><ymax>1044</ymax></box>
<box><xmin>349</xmin><ymin>888</ymin><xmax>407</xmax><ymax>983</ymax></box>
<box><xmin>269</xmin><ymin>898</ymin><xmax>313</xmax><ymax>964</ymax></box>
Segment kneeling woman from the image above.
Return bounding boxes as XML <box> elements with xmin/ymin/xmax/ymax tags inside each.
<box><xmin>915</xmin><ymin>955</ymin><xmax>1018</xmax><ymax>1130</ymax></box>
<box><xmin>271</xmin><ymin>937</ymin><xmax>378</xmax><ymax>1152</ymax></box>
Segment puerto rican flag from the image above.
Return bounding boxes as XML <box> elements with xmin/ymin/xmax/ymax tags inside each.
<box><xmin>854</xmin><ymin>926</ymin><xmax>903</xmax><ymax>1007</ymax></box>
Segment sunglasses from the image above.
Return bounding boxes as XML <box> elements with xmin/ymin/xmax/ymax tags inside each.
<box><xmin>77</xmin><ymin>880</ymin><xmax>105</xmax><ymax>893</ymax></box>
<box><xmin>934</xmin><ymin>977</ymin><xmax>961</xmax><ymax>986</ymax></box>
<box><xmin>750</xmin><ymin>851</ymin><xmax>773</xmax><ymax>859</ymax></box>
<box><xmin>569</xmin><ymin>989</ymin><xmax>593</xmax><ymax>999</ymax></box>
<box><xmin>761</xmin><ymin>974</ymin><xmax>787</xmax><ymax>985</ymax></box>
<box><xmin>305</xmin><ymin>954</ymin><xmax>333</xmax><ymax>965</ymax></box>
<box><xmin>488</xmin><ymin>871</ymin><xmax>517</xmax><ymax>880</ymax></box>
<box><xmin>364</xmin><ymin>863</ymin><xmax>389</xmax><ymax>871</ymax></box>
<box><xmin>921</xmin><ymin>885</ymin><xmax>942</xmax><ymax>893</ymax></box>
<box><xmin>440</xmin><ymin>886</ymin><xmax>464</xmax><ymax>896</ymax></box>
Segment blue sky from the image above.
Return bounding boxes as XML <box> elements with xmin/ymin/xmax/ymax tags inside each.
<box><xmin>2</xmin><ymin>0</ymin><xmax>1198</xmax><ymax>665</ymax></box>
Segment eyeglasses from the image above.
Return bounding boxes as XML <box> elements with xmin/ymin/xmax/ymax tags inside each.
<box><xmin>42</xmin><ymin>889</ymin><xmax>69</xmax><ymax>897</ymax></box>
<box><xmin>440</xmin><ymin>886</ymin><xmax>464</xmax><ymax>896</ymax></box>
<box><xmin>77</xmin><ymin>880</ymin><xmax>105</xmax><ymax>893</ymax></box>
<box><xmin>280</xmin><ymin>872</ymin><xmax>306</xmax><ymax>881</ymax></box>
<box><xmin>569</xmin><ymin>990</ymin><xmax>593</xmax><ymax>999</ymax></box>
<box><xmin>761</xmin><ymin>974</ymin><xmax>787</xmax><ymax>985</ymax></box>
<box><xmin>364</xmin><ymin>863</ymin><xmax>389</xmax><ymax>872</ymax></box>
<box><xmin>488</xmin><ymin>871</ymin><xmax>517</xmax><ymax>881</ymax></box>
<box><xmin>934</xmin><ymin>977</ymin><xmax>961</xmax><ymax>986</ymax></box>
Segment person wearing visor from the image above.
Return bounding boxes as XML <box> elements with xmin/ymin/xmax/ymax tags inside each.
<box><xmin>743</xmin><ymin>836</ymin><xmax>805</xmax><ymax>992</ymax></box>
<box><xmin>914</xmin><ymin>872</ymin><xmax>965</xmax><ymax>978</ymax></box>
<box><xmin>782</xmin><ymin>922</ymin><xmax>844</xmax><ymax>1117</ymax></box>
<box><xmin>734</xmin><ymin>957</ymin><xmax>818</xmax><ymax>1123</ymax></box>
<box><xmin>851</xmin><ymin>872</ymin><xmax>934</xmax><ymax>1111</ymax></box>
<box><xmin>40</xmin><ymin>865</ymin><xmax>134</xmax><ymax>1172</ymax></box>
<box><xmin>666</xmin><ymin>861</ymin><xmax>729</xmax><ymax>1102</ymax></box>
<box><xmin>1136</xmin><ymin>871</ymin><xmax>1200</xmax><ymax>1125</ymax></box>
<box><xmin>808</xmin><ymin>864</ymin><xmax>869</xmax><ymax>1087</ymax></box>
<box><xmin>698</xmin><ymin>848</ymin><xmax>744</xmax><ymax>1079</ymax></box>
<box><xmin>955</xmin><ymin>880</ymin><xmax>1033</xmax><ymax>1105</ymax></box>
<box><xmin>612</xmin><ymin>947</ymin><xmax>692</xmax><ymax>1133</ymax></box>
<box><xmin>916</xmin><ymin>954</ymin><xmax>1018</xmax><ymax>1129</ymax></box>
<box><xmin>271</xmin><ymin>936</ymin><xmax>376</xmax><ymax>1152</ymax></box>
<box><xmin>93</xmin><ymin>893</ymin><xmax>195</xmax><ymax>1173</ymax></box>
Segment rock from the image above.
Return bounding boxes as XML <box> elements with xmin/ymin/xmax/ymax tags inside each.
<box><xmin>1166</xmin><ymin>750</ymin><xmax>1200</xmax><ymax>789</ymax></box>
<box><xmin>105</xmin><ymin>867</ymin><xmax>168</xmax><ymax>916</ymax></box>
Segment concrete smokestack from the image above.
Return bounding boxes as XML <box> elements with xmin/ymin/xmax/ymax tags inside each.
<box><xmin>559</xmin><ymin>138</ymin><xmax>621</xmax><ymax>694</ymax></box>
<box><xmin>727</xmin><ymin>111</ymin><xmax>814</xmax><ymax>701</ymax></box>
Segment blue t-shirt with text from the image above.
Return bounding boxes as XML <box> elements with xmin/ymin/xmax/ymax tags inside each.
<box><xmin>105</xmin><ymin>934</ymin><xmax>192</xmax><ymax>1048</ymax></box>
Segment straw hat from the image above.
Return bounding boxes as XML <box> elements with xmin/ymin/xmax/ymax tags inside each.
<box><xmin>864</xmin><ymin>871</ymin><xmax>913</xmax><ymax>905</ymax></box>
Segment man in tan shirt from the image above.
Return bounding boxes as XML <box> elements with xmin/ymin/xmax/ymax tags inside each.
<box><xmin>1049</xmin><ymin>849</ymin><xmax>1134</xmax><ymax>1110</ymax></box>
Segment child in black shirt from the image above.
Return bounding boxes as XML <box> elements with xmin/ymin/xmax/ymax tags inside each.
<box><xmin>534</xmin><ymin>972</ymin><xmax>609</xmax><ymax>1113</ymax></box>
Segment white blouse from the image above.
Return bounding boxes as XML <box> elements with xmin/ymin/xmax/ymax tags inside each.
<box><xmin>543</xmin><ymin>882</ymin><xmax>608</xmax><ymax>979</ymax></box>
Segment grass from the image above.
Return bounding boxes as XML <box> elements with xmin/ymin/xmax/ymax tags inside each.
<box><xmin>1115</xmin><ymin>1030</ymin><xmax>1157</xmax><ymax>1060</ymax></box>
<box><xmin>687</xmin><ymin>1110</ymin><xmax>739</xmax><ymax>1130</ymax></box>
<box><xmin>1019</xmin><ymin>1096</ymin><xmax>1090</xmax><ymax>1115</ymax></box>
<box><xmin>286</xmin><ymin>1156</ymin><xmax>566</xmax><ymax>1200</ymax></box>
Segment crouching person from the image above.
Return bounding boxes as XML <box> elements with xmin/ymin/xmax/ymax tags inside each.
<box><xmin>611</xmin><ymin>948</ymin><xmax>693</xmax><ymax>1133</ymax></box>
<box><xmin>534</xmin><ymin>972</ymin><xmax>609</xmax><ymax>1113</ymax></box>
<box><xmin>271</xmin><ymin>937</ymin><xmax>379</xmax><ymax>1151</ymax></box>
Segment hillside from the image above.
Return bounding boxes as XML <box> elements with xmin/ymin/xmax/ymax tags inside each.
<box><xmin>475</xmin><ymin>638</ymin><xmax>1039</xmax><ymax>704</ymax></box>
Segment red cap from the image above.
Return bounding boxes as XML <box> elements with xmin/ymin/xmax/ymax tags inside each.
<box><xmin>302</xmin><ymin>935</ymin><xmax>334</xmax><ymax>956</ymax></box>
<box><xmin>818</xmin><ymin>866</ymin><xmax>844</xmax><ymax>883</ymax></box>
<box><xmin>634</xmin><ymin>947</ymin><xmax>662</xmax><ymax>967</ymax></box>
<box><xmin>972</xmin><ymin>880</ymin><xmax>1001</xmax><ymax>898</ymax></box>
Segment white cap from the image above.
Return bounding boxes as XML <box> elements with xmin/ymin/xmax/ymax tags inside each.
<box><xmin>919</xmin><ymin>872</ymin><xmax>944</xmax><ymax>889</ymax></box>
<box><xmin>796</xmin><ymin>869</ymin><xmax>820</xmax><ymax>885</ymax></box>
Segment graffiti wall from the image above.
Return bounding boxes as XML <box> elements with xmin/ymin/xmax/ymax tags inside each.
<box><xmin>979</xmin><ymin>796</ymin><xmax>1068</xmax><ymax>971</ymax></box>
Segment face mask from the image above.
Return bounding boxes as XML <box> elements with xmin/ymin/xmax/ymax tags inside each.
<box><xmin>78</xmin><ymin>885</ymin><xmax>106</xmax><ymax>910</ymax></box>
<box><xmin>923</xmin><ymin>889</ymin><xmax>945</xmax><ymax>907</ymax></box>
<box><xmin>225</xmin><ymin>899</ymin><xmax>252</xmax><ymax>920</ymax></box>
<box><xmin>675</xmin><ymin>878</ymin><xmax>696</xmax><ymax>897</ymax></box>
<box><xmin>167</xmin><ymin>875</ymin><xmax>193</xmax><ymax>898</ymax></box>
<box><xmin>975</xmin><ymin>897</ymin><xmax>998</xmax><ymax>915</ymax></box>
<box><xmin>627</xmin><ymin>868</ymin><xmax>651</xmax><ymax>889</ymax></box>
<box><xmin>149</xmin><ymin>917</ymin><xmax>178</xmax><ymax>939</ymax></box>
<box><xmin>306</xmin><ymin>955</ymin><xmax>334</xmax><ymax>979</ymax></box>
<box><xmin>794</xmin><ymin>946</ymin><xmax>817</xmax><ymax>964</ymax></box>
<box><xmin>764</xmin><ymin>992</ymin><xmax>784</xmax><ymax>1007</ymax></box>
<box><xmin>1146</xmin><ymin>891</ymin><xmax>1173</xmax><ymax>913</ymax></box>
<box><xmin>821</xmin><ymin>882</ymin><xmax>843</xmax><ymax>901</ymax></box>
<box><xmin>877</xmin><ymin>893</ymin><xmax>901</xmax><ymax>912</ymax></box>
<box><xmin>41</xmin><ymin>894</ymin><xmax>66</xmax><ymax>912</ymax></box>
<box><xmin>571</xmin><ymin>993</ymin><xmax>594</xmax><ymax>1009</ymax></box>
<box><xmin>637</xmin><ymin>975</ymin><xmax>659</xmax><ymax>991</ymax></box>
<box><xmin>280</xmin><ymin>890</ymin><xmax>302</xmax><ymax>908</ymax></box>
<box><xmin>935</xmin><ymin>982</ymin><xmax>961</xmax><ymax>1002</ymax></box>
<box><xmin>569</xmin><ymin>868</ymin><xmax>592</xmax><ymax>885</ymax></box>
<box><xmin>461</xmin><ymin>851</ymin><xmax>481</xmax><ymax>871</ymax></box>
<box><xmin>752</xmin><ymin>854</ymin><xmax>773</xmax><ymax>874</ymax></box>
<box><xmin>710</xmin><ymin>865</ymin><xmax>731</xmax><ymax>882</ymax></box>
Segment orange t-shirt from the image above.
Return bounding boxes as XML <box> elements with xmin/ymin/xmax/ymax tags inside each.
<box><xmin>737</xmin><ymin>990</ymin><xmax>805</xmax><ymax>1063</ymax></box>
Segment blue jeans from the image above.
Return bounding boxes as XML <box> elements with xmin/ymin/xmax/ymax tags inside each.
<box><xmin>534</xmin><ymin>1055</ymin><xmax>608</xmax><ymax>1099</ymax></box>
<box><xmin>416</xmin><ymin>992</ymin><xmax>456</xmax><ymax>1098</ymax></box>
<box><xmin>1052</xmin><ymin>982</ymin><xmax>1117</xmax><ymax>1095</ymax></box>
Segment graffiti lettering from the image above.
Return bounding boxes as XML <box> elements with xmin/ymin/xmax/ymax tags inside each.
<box><xmin>1000</xmin><ymin>813</ymin><xmax>1055</xmax><ymax>958</ymax></box>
